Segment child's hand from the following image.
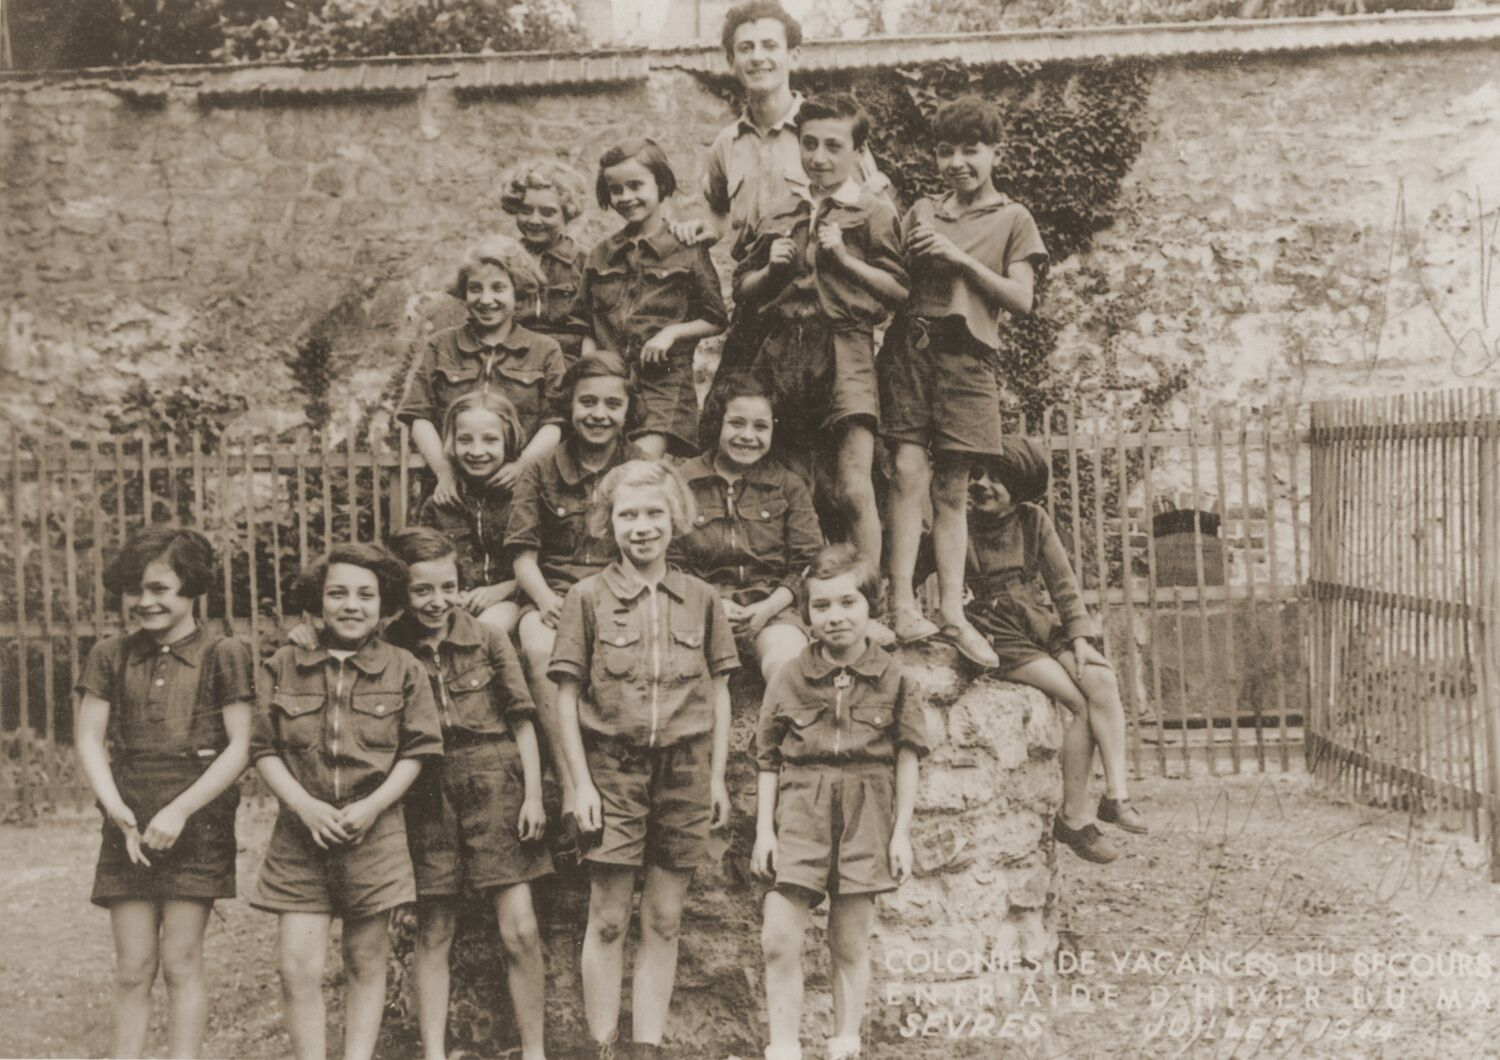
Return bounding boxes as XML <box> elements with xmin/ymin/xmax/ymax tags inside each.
<box><xmin>486</xmin><ymin>461</ymin><xmax>524</xmax><ymax>492</ymax></box>
<box><xmin>296</xmin><ymin>796</ymin><xmax>351</xmax><ymax>849</ymax></box>
<box><xmin>710</xmin><ymin>778</ymin><xmax>732</xmax><ymax>830</ymax></box>
<box><xmin>751</xmin><ymin>828</ymin><xmax>778</xmax><ymax>880</ymax></box>
<box><xmin>140</xmin><ymin>802</ymin><xmax>188</xmax><ymax>853</ymax></box>
<box><xmin>572</xmin><ymin>779</ymin><xmax>603</xmax><ymax>835</ymax></box>
<box><xmin>721</xmin><ymin>598</ymin><xmax>750</xmax><ymax>632</ymax></box>
<box><xmin>539</xmin><ymin>594</ymin><xmax>565</xmax><ymax>629</ymax></box>
<box><xmin>815</xmin><ymin>222</ymin><xmax>848</xmax><ymax>261</ymax></box>
<box><xmin>889</xmin><ymin>828</ymin><xmax>914</xmax><ymax>884</ymax></box>
<box><xmin>336</xmin><ymin>798</ymin><xmax>381</xmax><ymax>843</ymax></box>
<box><xmin>670</xmin><ymin>218</ymin><xmax>718</xmax><ymax>247</ymax></box>
<box><xmin>285</xmin><ymin>619</ymin><xmax>318</xmax><ymax>651</ymax></box>
<box><xmin>907</xmin><ymin>223</ymin><xmax>963</xmax><ymax>266</ymax></box>
<box><xmin>768</xmin><ymin>236</ymin><xmax>798</xmax><ymax>269</ymax></box>
<box><xmin>1074</xmin><ymin>637</ymin><xmax>1109</xmax><ymax>671</ymax></box>
<box><xmin>742</xmin><ymin>601</ymin><xmax>776</xmax><ymax>639</ymax></box>
<box><xmin>640</xmin><ymin>326</ymin><xmax>678</xmax><ymax>365</ymax></box>
<box><xmin>518</xmin><ymin>793</ymin><xmax>547</xmax><ymax>842</ymax></box>
<box><xmin>106</xmin><ymin>802</ymin><xmax>151</xmax><ymax>866</ymax></box>
<box><xmin>464</xmin><ymin>584</ymin><xmax>513</xmax><ymax>614</ymax></box>
<box><xmin>432</xmin><ymin>474</ymin><xmax>463</xmax><ymax>509</ymax></box>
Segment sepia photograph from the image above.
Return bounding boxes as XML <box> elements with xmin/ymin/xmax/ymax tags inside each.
<box><xmin>3</xmin><ymin>0</ymin><xmax>1500</xmax><ymax>1056</ymax></box>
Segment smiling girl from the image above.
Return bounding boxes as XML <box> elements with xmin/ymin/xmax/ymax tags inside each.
<box><xmin>75</xmin><ymin>528</ymin><xmax>253</xmax><ymax>1059</ymax></box>
<box><xmin>568</xmin><ymin>139</ymin><xmax>728</xmax><ymax>459</ymax></box>
<box><xmin>549</xmin><ymin>460</ymin><xmax>739</xmax><ymax>1060</ymax></box>
<box><xmin>502</xmin><ymin>159</ymin><xmax>590</xmax><ymax>366</ymax></box>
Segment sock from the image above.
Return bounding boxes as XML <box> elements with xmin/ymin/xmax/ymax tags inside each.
<box><xmin>764</xmin><ymin>1046</ymin><xmax>803</xmax><ymax>1060</ymax></box>
<box><xmin>826</xmin><ymin>1035</ymin><xmax>861</xmax><ymax>1060</ymax></box>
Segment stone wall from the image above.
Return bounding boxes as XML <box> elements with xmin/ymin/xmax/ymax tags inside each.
<box><xmin>4</xmin><ymin>38</ymin><xmax>1500</xmax><ymax>436</ymax></box>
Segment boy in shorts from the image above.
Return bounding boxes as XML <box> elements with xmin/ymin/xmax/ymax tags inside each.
<box><xmin>881</xmin><ymin>96</ymin><xmax>1048</xmax><ymax>668</ymax></box>
<box><xmin>733</xmin><ymin>93</ymin><xmax>908</xmax><ymax>582</ymax></box>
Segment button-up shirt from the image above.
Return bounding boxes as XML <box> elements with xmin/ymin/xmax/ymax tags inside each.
<box><xmin>251</xmin><ymin>637</ymin><xmax>443</xmax><ymax>807</ymax></box>
<box><xmin>567</xmin><ymin>225</ymin><xmax>727</xmax><ymax>363</ymax></box>
<box><xmin>76</xmin><ymin>625</ymin><xmax>254</xmax><ymax>757</ymax></box>
<box><xmin>671</xmin><ymin>453</ymin><xmax>822</xmax><ymax>600</ymax></box>
<box><xmin>519</xmin><ymin>235</ymin><xmax>585</xmax><ymax>363</ymax></box>
<box><xmin>703</xmin><ymin>92</ymin><xmax>889</xmax><ymax>256</ymax></box>
<box><xmin>756</xmin><ymin>640</ymin><xmax>929</xmax><ymax>772</ymax></box>
<box><xmin>902</xmin><ymin>192</ymin><xmax>1048</xmax><ymax>350</ymax></box>
<box><xmin>383</xmin><ymin>609</ymin><xmax>535</xmax><ymax>740</ymax></box>
<box><xmin>549</xmin><ymin>563</ymin><xmax>739</xmax><ymax>748</ymax></box>
<box><xmin>505</xmin><ymin>437</ymin><xmax>646</xmax><ymax>592</ymax></box>
<box><xmin>416</xmin><ymin>479</ymin><xmax>514</xmax><ymax>589</ymax></box>
<box><xmin>967</xmin><ymin>503</ymin><xmax>1100</xmax><ymax>642</ymax></box>
<box><xmin>397</xmin><ymin>321</ymin><xmax>567</xmax><ymax>444</ymax></box>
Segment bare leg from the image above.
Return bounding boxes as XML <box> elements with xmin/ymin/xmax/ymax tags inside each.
<box><xmin>886</xmin><ymin>442</ymin><xmax>931</xmax><ymax>617</ymax></box>
<box><xmin>930</xmin><ymin>459</ymin><xmax>972</xmax><ymax>627</ymax></box>
<box><xmin>477</xmin><ymin>600</ymin><xmax>521</xmax><ymax>638</ymax></box>
<box><xmin>837</xmin><ymin>423</ymin><xmax>881</xmax><ymax>576</ymax></box>
<box><xmin>582</xmin><ymin>864</ymin><xmax>636</xmax><ymax>1045</ymax></box>
<box><xmin>1003</xmin><ymin>655</ymin><xmax>1096</xmax><ymax>827</ymax></box>
<box><xmin>634</xmin><ymin>433</ymin><xmax>668</xmax><ymax>460</ymax></box>
<box><xmin>827</xmin><ymin>894</ymin><xmax>875</xmax><ymax>1044</ymax></box>
<box><xmin>761</xmin><ymin>888</ymin><xmax>813</xmax><ymax>1050</ymax></box>
<box><xmin>492</xmin><ymin>882</ymin><xmax>547</xmax><ymax>1060</ymax></box>
<box><xmin>109</xmin><ymin>899</ymin><xmax>161</xmax><ymax>1060</ymax></box>
<box><xmin>1068</xmin><ymin>654</ymin><xmax>1132</xmax><ymax>800</ymax></box>
<box><xmin>754</xmin><ymin>624</ymin><xmax>809</xmax><ymax>684</ymax></box>
<box><xmin>412</xmin><ymin>898</ymin><xmax>456</xmax><ymax>1060</ymax></box>
<box><xmin>340</xmin><ymin>911</ymin><xmax>393</xmax><ymax>1060</ymax></box>
<box><xmin>159</xmin><ymin>899</ymin><xmax>213</xmax><ymax>1058</ymax></box>
<box><xmin>277</xmin><ymin>912</ymin><xmax>332</xmax><ymax>1060</ymax></box>
<box><xmin>520</xmin><ymin>612</ymin><xmax>572</xmax><ymax>814</ymax></box>
<box><xmin>632</xmin><ymin>865</ymin><xmax>693</xmax><ymax>1045</ymax></box>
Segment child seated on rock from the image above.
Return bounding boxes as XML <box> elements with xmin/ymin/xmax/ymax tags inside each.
<box><xmin>752</xmin><ymin>543</ymin><xmax>929</xmax><ymax>1060</ymax></box>
<box><xmin>965</xmin><ymin>438</ymin><xmax>1147</xmax><ymax>864</ymax></box>
<box><xmin>672</xmin><ymin>374</ymin><xmax>823</xmax><ymax>683</ymax></box>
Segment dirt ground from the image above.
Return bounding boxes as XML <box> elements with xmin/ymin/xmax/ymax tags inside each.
<box><xmin>3</xmin><ymin>768</ymin><xmax>1498</xmax><ymax>1059</ymax></box>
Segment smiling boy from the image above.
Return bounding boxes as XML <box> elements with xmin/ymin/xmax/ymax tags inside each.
<box><xmin>881</xmin><ymin>96</ymin><xmax>1049</xmax><ymax>668</ymax></box>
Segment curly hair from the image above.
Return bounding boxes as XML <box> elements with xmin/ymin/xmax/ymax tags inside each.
<box><xmin>296</xmin><ymin>543</ymin><xmax>410</xmax><ymax>618</ymax></box>
<box><xmin>102</xmin><ymin>526</ymin><xmax>217</xmax><ymax>599</ymax></box>
<box><xmin>931</xmin><ymin>96</ymin><xmax>1005</xmax><ymax>147</ymax></box>
<box><xmin>499</xmin><ymin>157</ymin><xmax>588</xmax><ymax>224</ymax></box>
<box><xmin>588</xmin><ymin>459</ymin><xmax>697</xmax><ymax>543</ymax></box>
<box><xmin>450</xmin><ymin>234</ymin><xmax>546</xmax><ymax>300</ymax></box>
<box><xmin>721</xmin><ymin>0</ymin><xmax>802</xmax><ymax>59</ymax></box>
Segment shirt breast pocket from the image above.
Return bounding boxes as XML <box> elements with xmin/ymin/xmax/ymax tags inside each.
<box><xmin>851</xmin><ymin>703</ymin><xmax>893</xmax><ymax>732</ymax></box>
<box><xmin>497</xmin><ymin>366</ymin><xmax>545</xmax><ymax>419</ymax></box>
<box><xmin>446</xmin><ymin>661</ymin><xmax>496</xmax><ymax>728</ymax></box>
<box><xmin>544</xmin><ymin>494</ymin><xmax>585</xmax><ymax>555</ymax></box>
<box><xmin>637</xmin><ymin>266</ymin><xmax>692</xmax><ymax>321</ymax></box>
<box><xmin>543</xmin><ymin>281</ymin><xmax>579</xmax><ymax>320</ymax></box>
<box><xmin>350</xmin><ymin>691</ymin><xmax>403</xmax><ymax>751</ymax></box>
<box><xmin>272</xmin><ymin>693</ymin><xmax>323</xmax><ymax>751</ymax></box>
<box><xmin>667</xmin><ymin>625</ymin><xmax>706</xmax><ymax>682</ymax></box>
<box><xmin>432</xmin><ymin>364</ymin><xmax>481</xmax><ymax>409</ymax></box>
<box><xmin>739</xmin><ymin>495</ymin><xmax>787</xmax><ymax>560</ymax></box>
<box><xmin>590</xmin><ymin>270</ymin><xmax>629</xmax><ymax>314</ymax></box>
<box><xmin>597</xmin><ymin>628</ymin><xmax>641</xmax><ymax>680</ymax></box>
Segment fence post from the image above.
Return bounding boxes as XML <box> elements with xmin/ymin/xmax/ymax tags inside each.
<box><xmin>1478</xmin><ymin>391</ymin><xmax>1500</xmax><ymax>881</ymax></box>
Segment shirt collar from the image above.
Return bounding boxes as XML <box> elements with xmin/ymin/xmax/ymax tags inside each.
<box><xmin>536</xmin><ymin>235</ymin><xmax>580</xmax><ymax>266</ymax></box>
<box><xmin>386</xmin><ymin>608</ymin><xmax>483</xmax><ymax>652</ymax></box>
<box><xmin>736</xmin><ymin>90</ymin><xmax>804</xmax><ymax>137</ymax></box>
<box><xmin>126</xmin><ymin>624</ymin><xmax>204</xmax><ymax>665</ymax></box>
<box><xmin>455</xmin><ymin>321</ymin><xmax>544</xmax><ymax>356</ymax></box>
<box><xmin>556</xmin><ymin>436</ymin><xmax>624</xmax><ymax>486</ymax></box>
<box><xmin>600</xmin><ymin>561</ymin><xmax>689</xmax><ymax>604</ymax></box>
<box><xmin>680</xmin><ymin>451</ymin><xmax>778</xmax><ymax>488</ymax></box>
<box><xmin>293</xmin><ymin>635</ymin><xmax>394</xmax><ymax>676</ymax></box>
<box><xmin>603</xmin><ymin>224</ymin><xmax>678</xmax><ymax>265</ymax></box>
<box><xmin>799</xmin><ymin>177</ymin><xmax>862</xmax><ymax>209</ymax></box>
<box><xmin>931</xmin><ymin>190</ymin><xmax>1013</xmax><ymax>222</ymax></box>
<box><xmin>798</xmin><ymin>639</ymin><xmax>890</xmax><ymax>682</ymax></box>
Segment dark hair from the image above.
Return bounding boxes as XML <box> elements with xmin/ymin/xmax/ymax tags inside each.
<box><xmin>721</xmin><ymin>0</ymin><xmax>802</xmax><ymax>60</ymax></box>
<box><xmin>387</xmin><ymin>527</ymin><xmax>458</xmax><ymax>569</ymax></box>
<box><xmin>103</xmin><ymin>526</ymin><xmax>216</xmax><ymax>599</ymax></box>
<box><xmin>595</xmin><ymin>138</ymin><xmax>677</xmax><ymax>209</ymax></box>
<box><xmin>297</xmin><ymin>543</ymin><xmax>409</xmax><ymax>618</ymax></box>
<box><xmin>699</xmin><ymin>373</ymin><xmax>776</xmax><ymax>454</ymax></box>
<box><xmin>930</xmin><ymin>96</ymin><xmax>1004</xmax><ymax>147</ymax></box>
<box><xmin>795</xmin><ymin>93</ymin><xmax>870</xmax><ymax>150</ymax></box>
<box><xmin>799</xmin><ymin>543</ymin><xmax>879</xmax><ymax>623</ymax></box>
<box><xmin>562</xmin><ymin>350</ymin><xmax>638</xmax><ymax>437</ymax></box>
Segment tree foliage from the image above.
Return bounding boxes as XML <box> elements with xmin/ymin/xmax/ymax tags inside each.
<box><xmin>900</xmin><ymin>0</ymin><xmax>1456</xmax><ymax>34</ymax></box>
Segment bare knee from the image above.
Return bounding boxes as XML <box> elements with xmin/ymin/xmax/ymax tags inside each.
<box><xmin>828</xmin><ymin>922</ymin><xmax>870</xmax><ymax>968</ymax></box>
<box><xmin>639</xmin><ymin>898</ymin><xmax>683</xmax><ymax>945</ymax></box>
<box><xmin>590</xmin><ymin>903</ymin><xmax>630</xmax><ymax>947</ymax></box>
<box><xmin>159</xmin><ymin>938</ymin><xmax>203</xmax><ymax>992</ymax></box>
<box><xmin>1079</xmin><ymin>664</ymin><xmax>1121</xmax><ymax>709</ymax></box>
<box><xmin>417</xmin><ymin>908</ymin><xmax>456</xmax><ymax>955</ymax></box>
<box><xmin>497</xmin><ymin>906</ymin><xmax>541</xmax><ymax>961</ymax></box>
<box><xmin>115</xmin><ymin>950</ymin><xmax>159</xmax><ymax>994</ymax></box>
<box><xmin>278</xmin><ymin>949</ymin><xmax>324</xmax><ymax>998</ymax></box>
<box><xmin>892</xmin><ymin>446</ymin><xmax>929</xmax><ymax>489</ymax></box>
<box><xmin>342</xmin><ymin>923</ymin><xmax>390</xmax><ymax>983</ymax></box>
<box><xmin>760</xmin><ymin>919</ymin><xmax>803</xmax><ymax>969</ymax></box>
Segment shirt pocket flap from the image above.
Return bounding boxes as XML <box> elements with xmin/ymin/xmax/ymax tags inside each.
<box><xmin>787</xmin><ymin>706</ymin><xmax>823</xmax><ymax>729</ymax></box>
<box><xmin>496</xmin><ymin>365</ymin><xmax>545</xmax><ymax>387</ymax></box>
<box><xmin>741</xmin><ymin>495</ymin><xmax>787</xmax><ymax>522</ymax></box>
<box><xmin>600</xmin><ymin>628</ymin><xmax>641</xmax><ymax>650</ymax></box>
<box><xmin>272</xmin><ymin>692</ymin><xmax>322</xmax><ymax>718</ymax></box>
<box><xmin>693</xmin><ymin>499</ymin><xmax>728</xmax><ymax>526</ymax></box>
<box><xmin>643</xmin><ymin>264</ymin><xmax>691</xmax><ymax>283</ymax></box>
<box><xmin>851</xmin><ymin>703</ymin><xmax>893</xmax><ymax>729</ymax></box>
<box><xmin>670</xmin><ymin>627</ymin><xmax>703</xmax><ymax>649</ymax></box>
<box><xmin>433</xmin><ymin>363</ymin><xmax>481</xmax><ymax>385</ymax></box>
<box><xmin>350</xmin><ymin>692</ymin><xmax>403</xmax><ymax>718</ymax></box>
<box><xmin>448</xmin><ymin>661</ymin><xmax>494</xmax><ymax>695</ymax></box>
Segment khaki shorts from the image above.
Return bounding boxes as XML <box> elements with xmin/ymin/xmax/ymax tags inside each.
<box><xmin>406</xmin><ymin>737</ymin><xmax>553</xmax><ymax>897</ymax></box>
<box><xmin>879</xmin><ymin>316</ymin><xmax>1004</xmax><ymax>457</ymax></box>
<box><xmin>773</xmin><ymin>761</ymin><xmax>897</xmax><ymax>901</ymax></box>
<box><xmin>252</xmin><ymin>803</ymin><xmax>414</xmax><ymax>920</ymax></box>
<box><xmin>582</xmin><ymin>733</ymin><xmax>715</xmax><ymax>871</ymax></box>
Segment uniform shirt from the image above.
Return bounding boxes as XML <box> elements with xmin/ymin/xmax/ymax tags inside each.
<box><xmin>670</xmin><ymin>453</ymin><xmax>823</xmax><ymax>599</ymax></box>
<box><xmin>567</xmin><ymin>226</ymin><xmax>727</xmax><ymax>361</ymax></box>
<box><xmin>902</xmin><ymin>193</ymin><xmax>1048</xmax><ymax>351</ymax></box>
<box><xmin>755</xmin><ymin>640</ymin><xmax>929</xmax><ymax>772</ymax></box>
<box><xmin>505</xmin><ymin>436</ymin><xmax>646</xmax><ymax>592</ymax></box>
<box><xmin>733</xmin><ymin>179</ymin><xmax>908</xmax><ymax>330</ymax></box>
<box><xmin>416</xmin><ymin>480</ymin><xmax>514</xmax><ymax>589</ymax></box>
<box><xmin>251</xmin><ymin>637</ymin><xmax>443</xmax><ymax>808</ymax></box>
<box><xmin>703</xmin><ymin>92</ymin><xmax>889</xmax><ymax>256</ymax></box>
<box><xmin>397</xmin><ymin>321</ymin><xmax>568</xmax><ymax>444</ymax></box>
<box><xmin>967</xmin><ymin>503</ymin><xmax>1100</xmax><ymax>642</ymax></box>
<box><xmin>549</xmin><ymin>563</ymin><xmax>739</xmax><ymax>748</ymax></box>
<box><xmin>383</xmin><ymin>608</ymin><xmax>535</xmax><ymax>740</ymax></box>
<box><xmin>519</xmin><ymin>235</ymin><xmax>585</xmax><ymax>363</ymax></box>
<box><xmin>75</xmin><ymin>626</ymin><xmax>254</xmax><ymax>757</ymax></box>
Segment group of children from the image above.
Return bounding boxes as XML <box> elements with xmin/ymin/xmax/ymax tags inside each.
<box><xmin>74</xmin><ymin>4</ymin><xmax>1149</xmax><ymax>1059</ymax></box>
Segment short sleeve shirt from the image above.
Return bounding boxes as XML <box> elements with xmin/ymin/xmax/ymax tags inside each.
<box><xmin>518</xmin><ymin>235</ymin><xmax>586</xmax><ymax>362</ymax></box>
<box><xmin>755</xmin><ymin>640</ymin><xmax>929</xmax><ymax>772</ymax></box>
<box><xmin>383</xmin><ymin>608</ymin><xmax>536</xmax><ymax>739</ymax></box>
<box><xmin>902</xmin><ymin>193</ymin><xmax>1048</xmax><ymax>350</ymax></box>
<box><xmin>75</xmin><ymin>626</ymin><xmax>255</xmax><ymax>757</ymax></box>
<box><xmin>397</xmin><ymin>322</ymin><xmax>568</xmax><ymax>444</ymax></box>
<box><xmin>416</xmin><ymin>481</ymin><xmax>514</xmax><ymax>589</ymax></box>
<box><xmin>703</xmin><ymin>92</ymin><xmax>890</xmax><ymax>257</ymax></box>
<box><xmin>548</xmin><ymin>563</ymin><xmax>739</xmax><ymax>747</ymax></box>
